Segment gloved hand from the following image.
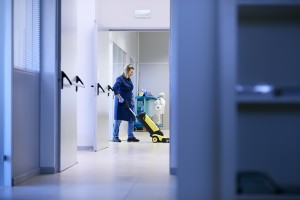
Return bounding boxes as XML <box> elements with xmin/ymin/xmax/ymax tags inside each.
<box><xmin>118</xmin><ymin>97</ymin><xmax>124</xmax><ymax>103</ymax></box>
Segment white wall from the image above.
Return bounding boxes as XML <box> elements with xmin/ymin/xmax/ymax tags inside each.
<box><xmin>138</xmin><ymin>32</ymin><xmax>169</xmax><ymax>130</ymax></box>
<box><xmin>97</xmin><ymin>0</ymin><xmax>170</xmax><ymax>30</ymax></box>
<box><xmin>110</xmin><ymin>32</ymin><xmax>139</xmax><ymax>61</ymax></box>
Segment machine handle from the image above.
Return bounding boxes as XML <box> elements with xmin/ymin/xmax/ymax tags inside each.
<box><xmin>108</xmin><ymin>85</ymin><xmax>113</xmax><ymax>91</ymax></box>
<box><xmin>74</xmin><ymin>76</ymin><xmax>85</xmax><ymax>92</ymax></box>
<box><xmin>107</xmin><ymin>85</ymin><xmax>114</xmax><ymax>96</ymax></box>
<box><xmin>61</xmin><ymin>71</ymin><xmax>72</xmax><ymax>89</ymax></box>
<box><xmin>97</xmin><ymin>83</ymin><xmax>105</xmax><ymax>95</ymax></box>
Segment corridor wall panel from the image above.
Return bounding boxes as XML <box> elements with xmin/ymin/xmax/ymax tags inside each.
<box><xmin>13</xmin><ymin>70</ymin><xmax>40</xmax><ymax>185</ymax></box>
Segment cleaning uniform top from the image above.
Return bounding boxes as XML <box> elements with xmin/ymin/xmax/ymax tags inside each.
<box><xmin>112</xmin><ymin>74</ymin><xmax>135</xmax><ymax>122</ymax></box>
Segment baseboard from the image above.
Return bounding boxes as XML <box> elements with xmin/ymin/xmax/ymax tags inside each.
<box><xmin>12</xmin><ymin>168</ymin><xmax>40</xmax><ymax>186</ymax></box>
<box><xmin>40</xmin><ymin>167</ymin><xmax>56</xmax><ymax>174</ymax></box>
<box><xmin>170</xmin><ymin>167</ymin><xmax>177</xmax><ymax>175</ymax></box>
<box><xmin>77</xmin><ymin>146</ymin><xmax>93</xmax><ymax>150</ymax></box>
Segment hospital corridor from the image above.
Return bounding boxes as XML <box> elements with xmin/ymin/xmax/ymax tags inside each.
<box><xmin>0</xmin><ymin>132</ymin><xmax>175</xmax><ymax>200</ymax></box>
<box><xmin>2</xmin><ymin>0</ymin><xmax>300</xmax><ymax>199</ymax></box>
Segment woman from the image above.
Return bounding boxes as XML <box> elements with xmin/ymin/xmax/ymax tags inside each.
<box><xmin>112</xmin><ymin>64</ymin><xmax>139</xmax><ymax>142</ymax></box>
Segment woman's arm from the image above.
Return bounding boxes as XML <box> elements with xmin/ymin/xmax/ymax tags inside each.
<box><xmin>112</xmin><ymin>77</ymin><xmax>123</xmax><ymax>99</ymax></box>
<box><xmin>112</xmin><ymin>77</ymin><xmax>124</xmax><ymax>103</ymax></box>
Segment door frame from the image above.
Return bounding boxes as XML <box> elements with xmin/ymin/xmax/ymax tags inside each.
<box><xmin>0</xmin><ymin>0</ymin><xmax>13</xmax><ymax>187</ymax></box>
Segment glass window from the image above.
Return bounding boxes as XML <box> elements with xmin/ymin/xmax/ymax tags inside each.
<box><xmin>112</xmin><ymin>43</ymin><xmax>137</xmax><ymax>96</ymax></box>
<box><xmin>112</xmin><ymin>43</ymin><xmax>124</xmax><ymax>80</ymax></box>
<box><xmin>14</xmin><ymin>0</ymin><xmax>40</xmax><ymax>72</ymax></box>
<box><xmin>130</xmin><ymin>57</ymin><xmax>137</xmax><ymax>97</ymax></box>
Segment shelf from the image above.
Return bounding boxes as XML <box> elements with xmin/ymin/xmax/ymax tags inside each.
<box><xmin>237</xmin><ymin>96</ymin><xmax>300</xmax><ymax>104</ymax></box>
<box><xmin>237</xmin><ymin>195</ymin><xmax>300</xmax><ymax>200</ymax></box>
<box><xmin>135</xmin><ymin>96</ymin><xmax>157</xmax><ymax>100</ymax></box>
<box><xmin>238</xmin><ymin>2</ymin><xmax>300</xmax><ymax>20</ymax></box>
<box><xmin>238</xmin><ymin>0</ymin><xmax>300</xmax><ymax>6</ymax></box>
<box><xmin>236</xmin><ymin>1</ymin><xmax>300</xmax><ymax>197</ymax></box>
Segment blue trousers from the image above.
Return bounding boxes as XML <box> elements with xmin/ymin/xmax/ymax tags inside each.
<box><xmin>113</xmin><ymin>120</ymin><xmax>134</xmax><ymax>139</ymax></box>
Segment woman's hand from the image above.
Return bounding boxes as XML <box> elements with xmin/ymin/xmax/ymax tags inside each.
<box><xmin>116</xmin><ymin>94</ymin><xmax>124</xmax><ymax>103</ymax></box>
<box><xmin>118</xmin><ymin>97</ymin><xmax>124</xmax><ymax>103</ymax></box>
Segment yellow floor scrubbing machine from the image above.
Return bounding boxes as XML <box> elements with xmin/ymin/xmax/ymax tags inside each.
<box><xmin>128</xmin><ymin>107</ymin><xmax>169</xmax><ymax>143</ymax></box>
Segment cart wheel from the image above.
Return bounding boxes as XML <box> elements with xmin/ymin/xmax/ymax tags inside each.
<box><xmin>152</xmin><ymin>136</ymin><xmax>159</xmax><ymax>143</ymax></box>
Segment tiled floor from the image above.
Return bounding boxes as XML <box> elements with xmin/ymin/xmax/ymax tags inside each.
<box><xmin>0</xmin><ymin>131</ymin><xmax>176</xmax><ymax>200</ymax></box>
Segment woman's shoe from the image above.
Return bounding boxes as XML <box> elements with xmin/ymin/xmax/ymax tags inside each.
<box><xmin>127</xmin><ymin>137</ymin><xmax>140</xmax><ymax>142</ymax></box>
<box><xmin>112</xmin><ymin>137</ymin><xmax>121</xmax><ymax>142</ymax></box>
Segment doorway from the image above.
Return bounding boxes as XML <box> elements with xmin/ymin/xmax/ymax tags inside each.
<box><xmin>109</xmin><ymin>31</ymin><xmax>170</xmax><ymax>142</ymax></box>
<box><xmin>59</xmin><ymin>5</ymin><xmax>170</xmax><ymax>153</ymax></box>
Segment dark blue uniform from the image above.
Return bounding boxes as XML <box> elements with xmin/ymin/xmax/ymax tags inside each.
<box><xmin>112</xmin><ymin>75</ymin><xmax>135</xmax><ymax>122</ymax></box>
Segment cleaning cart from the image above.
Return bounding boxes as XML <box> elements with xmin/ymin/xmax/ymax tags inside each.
<box><xmin>134</xmin><ymin>95</ymin><xmax>161</xmax><ymax>130</ymax></box>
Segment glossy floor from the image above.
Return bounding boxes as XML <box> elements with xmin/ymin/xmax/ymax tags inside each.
<box><xmin>0</xmin><ymin>131</ymin><xmax>176</xmax><ymax>200</ymax></box>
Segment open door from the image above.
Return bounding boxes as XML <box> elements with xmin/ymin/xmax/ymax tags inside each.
<box><xmin>93</xmin><ymin>22</ymin><xmax>110</xmax><ymax>150</ymax></box>
<box><xmin>59</xmin><ymin>0</ymin><xmax>78</xmax><ymax>171</ymax></box>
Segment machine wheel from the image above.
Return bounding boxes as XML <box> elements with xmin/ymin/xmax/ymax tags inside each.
<box><xmin>152</xmin><ymin>136</ymin><xmax>159</xmax><ymax>143</ymax></box>
<box><xmin>163</xmin><ymin>138</ymin><xmax>170</xmax><ymax>143</ymax></box>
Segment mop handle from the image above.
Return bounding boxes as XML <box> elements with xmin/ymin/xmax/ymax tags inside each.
<box><xmin>128</xmin><ymin>107</ymin><xmax>136</xmax><ymax>118</ymax></box>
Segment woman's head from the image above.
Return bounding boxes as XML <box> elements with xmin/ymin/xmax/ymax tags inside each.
<box><xmin>123</xmin><ymin>64</ymin><xmax>135</xmax><ymax>78</ymax></box>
